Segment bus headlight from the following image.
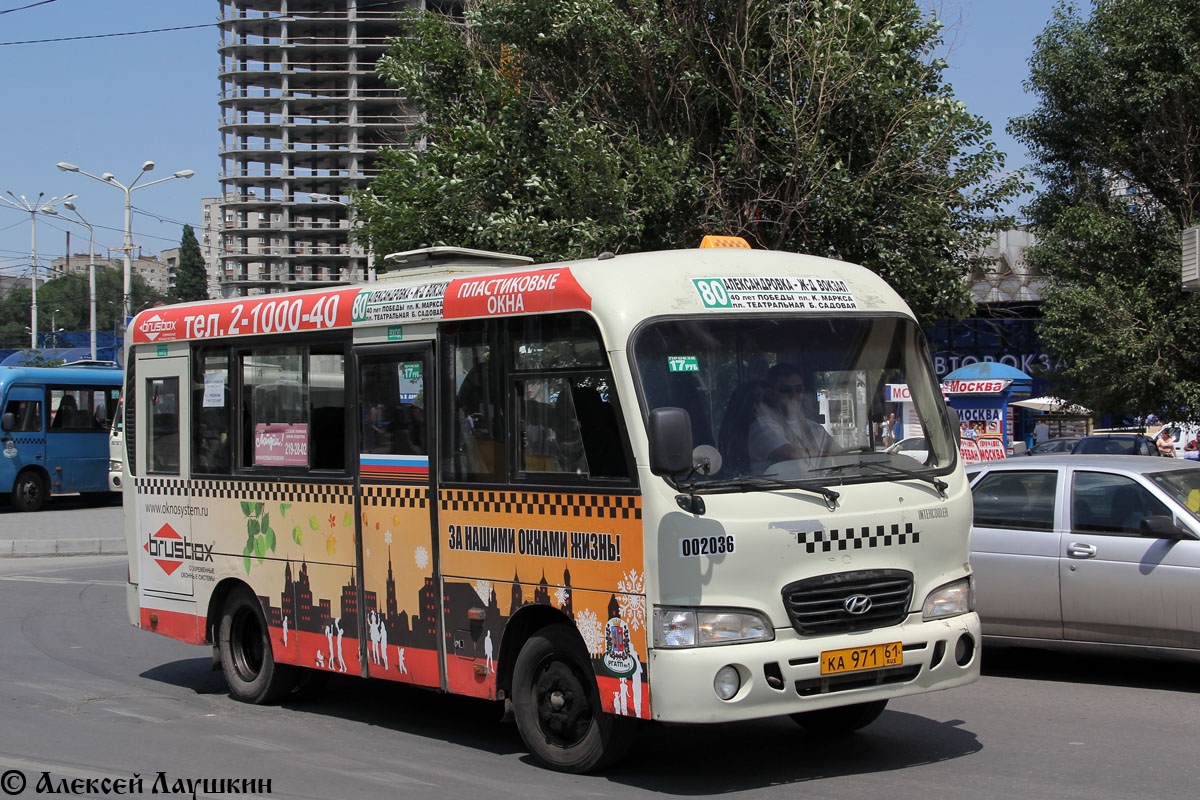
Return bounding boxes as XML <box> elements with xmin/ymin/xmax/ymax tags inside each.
<box><xmin>653</xmin><ymin>608</ymin><xmax>774</xmax><ymax>648</ymax></box>
<box><xmin>922</xmin><ymin>577</ymin><xmax>974</xmax><ymax>620</ymax></box>
<box><xmin>109</xmin><ymin>460</ymin><xmax>122</xmax><ymax>471</ymax></box>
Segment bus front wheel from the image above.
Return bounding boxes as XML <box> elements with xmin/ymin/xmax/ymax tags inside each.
<box><xmin>789</xmin><ymin>699</ymin><xmax>888</xmax><ymax>734</ymax></box>
<box><xmin>511</xmin><ymin>623</ymin><xmax>634</xmax><ymax>773</ymax></box>
<box><xmin>11</xmin><ymin>470</ymin><xmax>46</xmax><ymax>512</ymax></box>
<box><xmin>218</xmin><ymin>588</ymin><xmax>294</xmax><ymax>705</ymax></box>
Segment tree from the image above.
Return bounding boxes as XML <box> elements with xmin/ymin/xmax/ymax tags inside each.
<box><xmin>171</xmin><ymin>224</ymin><xmax>208</xmax><ymax>303</ymax></box>
<box><xmin>0</xmin><ymin>266</ymin><xmax>166</xmax><ymax>349</ymax></box>
<box><xmin>356</xmin><ymin>0</ymin><xmax>1022</xmax><ymax>321</ymax></box>
<box><xmin>1010</xmin><ymin>0</ymin><xmax>1200</xmax><ymax>420</ymax></box>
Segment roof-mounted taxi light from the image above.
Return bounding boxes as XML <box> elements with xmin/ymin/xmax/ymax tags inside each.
<box><xmin>699</xmin><ymin>235</ymin><xmax>751</xmax><ymax>249</ymax></box>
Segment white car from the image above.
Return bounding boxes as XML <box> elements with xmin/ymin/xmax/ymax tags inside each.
<box><xmin>886</xmin><ymin>436</ymin><xmax>929</xmax><ymax>464</ymax></box>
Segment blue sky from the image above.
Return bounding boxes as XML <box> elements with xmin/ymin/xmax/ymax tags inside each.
<box><xmin>0</xmin><ymin>0</ymin><xmax>1063</xmax><ymax>283</ymax></box>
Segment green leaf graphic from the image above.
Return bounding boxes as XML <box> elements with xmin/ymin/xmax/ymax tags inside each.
<box><xmin>292</xmin><ymin>525</ymin><xmax>302</xmax><ymax>545</ymax></box>
<box><xmin>308</xmin><ymin>516</ymin><xmax>320</xmax><ymax>531</ymax></box>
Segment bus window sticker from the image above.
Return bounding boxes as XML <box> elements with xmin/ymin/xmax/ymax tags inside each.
<box><xmin>667</xmin><ymin>356</ymin><xmax>700</xmax><ymax>373</ymax></box>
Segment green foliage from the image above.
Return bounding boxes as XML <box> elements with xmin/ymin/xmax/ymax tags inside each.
<box><xmin>171</xmin><ymin>224</ymin><xmax>208</xmax><ymax>303</ymax></box>
<box><xmin>1011</xmin><ymin>0</ymin><xmax>1200</xmax><ymax>420</ymax></box>
<box><xmin>356</xmin><ymin>0</ymin><xmax>1022</xmax><ymax>321</ymax></box>
<box><xmin>0</xmin><ymin>265</ymin><xmax>166</xmax><ymax>349</ymax></box>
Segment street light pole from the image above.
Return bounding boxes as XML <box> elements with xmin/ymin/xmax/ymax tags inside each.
<box><xmin>56</xmin><ymin>161</ymin><xmax>194</xmax><ymax>327</ymax></box>
<box><xmin>1</xmin><ymin>190</ymin><xmax>76</xmax><ymax>348</ymax></box>
<box><xmin>50</xmin><ymin>202</ymin><xmax>99</xmax><ymax>361</ymax></box>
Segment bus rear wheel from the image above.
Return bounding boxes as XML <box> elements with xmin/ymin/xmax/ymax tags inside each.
<box><xmin>789</xmin><ymin>699</ymin><xmax>888</xmax><ymax>734</ymax></box>
<box><xmin>218</xmin><ymin>588</ymin><xmax>294</xmax><ymax>704</ymax></box>
<box><xmin>11</xmin><ymin>470</ymin><xmax>46</xmax><ymax>512</ymax></box>
<box><xmin>511</xmin><ymin>623</ymin><xmax>634</xmax><ymax>773</ymax></box>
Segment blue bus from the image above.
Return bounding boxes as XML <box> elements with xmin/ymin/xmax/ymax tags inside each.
<box><xmin>0</xmin><ymin>364</ymin><xmax>124</xmax><ymax>511</ymax></box>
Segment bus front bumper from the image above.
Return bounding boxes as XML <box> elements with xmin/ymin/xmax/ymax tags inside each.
<box><xmin>646</xmin><ymin>612</ymin><xmax>980</xmax><ymax>723</ymax></box>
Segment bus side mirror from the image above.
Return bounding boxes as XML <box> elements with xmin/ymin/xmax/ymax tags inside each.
<box><xmin>648</xmin><ymin>407</ymin><xmax>694</xmax><ymax>476</ymax></box>
<box><xmin>94</xmin><ymin>405</ymin><xmax>108</xmax><ymax>426</ymax></box>
<box><xmin>1</xmin><ymin>413</ymin><xmax>14</xmax><ymax>432</ymax></box>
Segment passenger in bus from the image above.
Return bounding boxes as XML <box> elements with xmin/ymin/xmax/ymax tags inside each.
<box><xmin>51</xmin><ymin>394</ymin><xmax>78</xmax><ymax>429</ymax></box>
<box><xmin>748</xmin><ymin>363</ymin><xmax>834</xmax><ymax>473</ymax></box>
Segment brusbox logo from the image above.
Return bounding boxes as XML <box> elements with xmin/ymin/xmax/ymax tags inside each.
<box><xmin>144</xmin><ymin>524</ymin><xmax>214</xmax><ymax>576</ymax></box>
<box><xmin>138</xmin><ymin>313</ymin><xmax>178</xmax><ymax>342</ymax></box>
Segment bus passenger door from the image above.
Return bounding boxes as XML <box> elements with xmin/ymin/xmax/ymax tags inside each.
<box><xmin>135</xmin><ymin>355</ymin><xmax>198</xmax><ymax>632</ymax></box>
<box><xmin>1</xmin><ymin>385</ymin><xmax>47</xmax><ymax>504</ymax></box>
<box><xmin>354</xmin><ymin>344</ymin><xmax>440</xmax><ymax>689</ymax></box>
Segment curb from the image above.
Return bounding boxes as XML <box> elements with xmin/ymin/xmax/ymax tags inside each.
<box><xmin>0</xmin><ymin>538</ymin><xmax>127</xmax><ymax>558</ymax></box>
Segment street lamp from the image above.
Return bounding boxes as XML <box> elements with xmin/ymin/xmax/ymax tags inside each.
<box><xmin>0</xmin><ymin>190</ymin><xmax>76</xmax><ymax>348</ymax></box>
<box><xmin>56</xmin><ymin>161</ymin><xmax>194</xmax><ymax>327</ymax></box>
<box><xmin>46</xmin><ymin>201</ymin><xmax>100</xmax><ymax>361</ymax></box>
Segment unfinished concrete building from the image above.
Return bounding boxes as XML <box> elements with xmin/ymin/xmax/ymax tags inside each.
<box><xmin>217</xmin><ymin>0</ymin><xmax>422</xmax><ymax>295</ymax></box>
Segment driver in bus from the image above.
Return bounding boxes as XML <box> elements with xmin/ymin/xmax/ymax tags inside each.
<box><xmin>748</xmin><ymin>363</ymin><xmax>834</xmax><ymax>473</ymax></box>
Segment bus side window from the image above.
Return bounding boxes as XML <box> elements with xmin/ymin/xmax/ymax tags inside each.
<box><xmin>443</xmin><ymin>321</ymin><xmax>505</xmax><ymax>483</ymax></box>
<box><xmin>193</xmin><ymin>347</ymin><xmax>232</xmax><ymax>475</ymax></box>
<box><xmin>147</xmin><ymin>377</ymin><xmax>180</xmax><ymax>474</ymax></box>
<box><xmin>3</xmin><ymin>400</ymin><xmax>42</xmax><ymax>432</ymax></box>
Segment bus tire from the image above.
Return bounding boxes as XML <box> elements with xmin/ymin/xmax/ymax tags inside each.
<box><xmin>789</xmin><ymin>699</ymin><xmax>888</xmax><ymax>734</ymax></box>
<box><xmin>218</xmin><ymin>588</ymin><xmax>294</xmax><ymax>705</ymax></box>
<box><xmin>11</xmin><ymin>470</ymin><xmax>46</xmax><ymax>512</ymax></box>
<box><xmin>511</xmin><ymin>623</ymin><xmax>634</xmax><ymax>773</ymax></box>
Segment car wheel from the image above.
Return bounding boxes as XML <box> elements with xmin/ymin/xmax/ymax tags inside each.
<box><xmin>512</xmin><ymin>623</ymin><xmax>634</xmax><ymax>773</ymax></box>
<box><xmin>11</xmin><ymin>470</ymin><xmax>46</xmax><ymax>512</ymax></box>
<box><xmin>789</xmin><ymin>699</ymin><xmax>888</xmax><ymax>734</ymax></box>
<box><xmin>218</xmin><ymin>587</ymin><xmax>295</xmax><ymax>704</ymax></box>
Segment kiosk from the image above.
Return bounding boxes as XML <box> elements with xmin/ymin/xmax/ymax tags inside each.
<box><xmin>941</xmin><ymin>362</ymin><xmax>1032</xmax><ymax>461</ymax></box>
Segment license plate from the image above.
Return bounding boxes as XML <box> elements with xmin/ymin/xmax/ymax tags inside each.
<box><xmin>820</xmin><ymin>641</ymin><xmax>903</xmax><ymax>675</ymax></box>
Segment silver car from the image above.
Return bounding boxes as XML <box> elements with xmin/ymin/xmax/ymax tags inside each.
<box><xmin>966</xmin><ymin>455</ymin><xmax>1200</xmax><ymax>656</ymax></box>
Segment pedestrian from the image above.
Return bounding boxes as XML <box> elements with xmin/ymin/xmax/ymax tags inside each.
<box><xmin>1034</xmin><ymin>418</ymin><xmax>1050</xmax><ymax>444</ymax></box>
<box><xmin>1157</xmin><ymin>428</ymin><xmax>1176</xmax><ymax>457</ymax></box>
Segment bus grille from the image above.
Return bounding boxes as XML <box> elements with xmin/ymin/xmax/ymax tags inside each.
<box><xmin>781</xmin><ymin>569</ymin><xmax>913</xmax><ymax>635</ymax></box>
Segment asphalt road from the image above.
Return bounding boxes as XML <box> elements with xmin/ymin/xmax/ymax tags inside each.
<box><xmin>0</xmin><ymin>525</ymin><xmax>1197</xmax><ymax>797</ymax></box>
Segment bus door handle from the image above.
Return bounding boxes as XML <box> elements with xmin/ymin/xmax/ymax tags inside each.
<box><xmin>1067</xmin><ymin>543</ymin><xmax>1097</xmax><ymax>559</ymax></box>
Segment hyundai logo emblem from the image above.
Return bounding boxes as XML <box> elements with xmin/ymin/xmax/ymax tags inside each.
<box><xmin>843</xmin><ymin>594</ymin><xmax>873</xmax><ymax>615</ymax></box>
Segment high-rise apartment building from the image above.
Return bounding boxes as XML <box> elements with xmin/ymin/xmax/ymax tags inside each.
<box><xmin>217</xmin><ymin>0</ymin><xmax>422</xmax><ymax>295</ymax></box>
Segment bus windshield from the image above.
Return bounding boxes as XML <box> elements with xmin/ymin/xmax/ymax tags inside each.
<box><xmin>633</xmin><ymin>315</ymin><xmax>956</xmax><ymax>486</ymax></box>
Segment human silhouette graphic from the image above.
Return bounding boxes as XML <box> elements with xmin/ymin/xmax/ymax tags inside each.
<box><xmin>282</xmin><ymin>614</ymin><xmax>289</xmax><ymax>647</ymax></box>
<box><xmin>484</xmin><ymin>630</ymin><xmax>494</xmax><ymax>673</ymax></box>
<box><xmin>324</xmin><ymin>625</ymin><xmax>335</xmax><ymax>670</ymax></box>
<box><xmin>335</xmin><ymin>617</ymin><xmax>347</xmax><ymax>672</ymax></box>
<box><xmin>396</xmin><ymin>647</ymin><xmax>408</xmax><ymax>675</ymax></box>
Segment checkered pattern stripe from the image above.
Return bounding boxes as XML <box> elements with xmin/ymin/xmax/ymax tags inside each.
<box><xmin>12</xmin><ymin>436</ymin><xmax>45</xmax><ymax>445</ymax></box>
<box><xmin>134</xmin><ymin>477</ymin><xmax>354</xmax><ymax>504</ymax></box>
<box><xmin>362</xmin><ymin>485</ymin><xmax>429</xmax><ymax>509</ymax></box>
<box><xmin>797</xmin><ymin>523</ymin><xmax>919</xmax><ymax>553</ymax></box>
<box><xmin>439</xmin><ymin>489</ymin><xmax>642</xmax><ymax>519</ymax></box>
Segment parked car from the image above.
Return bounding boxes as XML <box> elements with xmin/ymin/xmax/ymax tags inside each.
<box><xmin>966</xmin><ymin>455</ymin><xmax>1200</xmax><ymax>656</ymax></box>
<box><xmin>1026</xmin><ymin>436</ymin><xmax>1082</xmax><ymax>456</ymax></box>
<box><xmin>1070</xmin><ymin>433</ymin><xmax>1160</xmax><ymax>457</ymax></box>
<box><xmin>885</xmin><ymin>435</ymin><xmax>929</xmax><ymax>464</ymax></box>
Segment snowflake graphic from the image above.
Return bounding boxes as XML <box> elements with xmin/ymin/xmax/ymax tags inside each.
<box><xmin>575</xmin><ymin>608</ymin><xmax>604</xmax><ymax>655</ymax></box>
<box><xmin>473</xmin><ymin>580</ymin><xmax>493</xmax><ymax>604</ymax></box>
<box><xmin>384</xmin><ymin>531</ymin><xmax>393</xmax><ymax>546</ymax></box>
<box><xmin>553</xmin><ymin>586</ymin><xmax>570</xmax><ymax>608</ymax></box>
<box><xmin>616</xmin><ymin>570</ymin><xmax>645</xmax><ymax>630</ymax></box>
<box><xmin>414</xmin><ymin>545</ymin><xmax>429</xmax><ymax>570</ymax></box>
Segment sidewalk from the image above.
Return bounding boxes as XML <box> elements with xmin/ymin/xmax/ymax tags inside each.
<box><xmin>0</xmin><ymin>498</ymin><xmax>125</xmax><ymax>557</ymax></box>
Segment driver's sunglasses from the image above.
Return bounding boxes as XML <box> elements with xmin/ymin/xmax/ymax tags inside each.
<box><xmin>774</xmin><ymin>383</ymin><xmax>804</xmax><ymax>395</ymax></box>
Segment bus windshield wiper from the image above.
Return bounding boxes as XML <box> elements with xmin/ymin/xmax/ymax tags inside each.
<box><xmin>854</xmin><ymin>459</ymin><xmax>947</xmax><ymax>496</ymax></box>
<box><xmin>693</xmin><ymin>475</ymin><xmax>839</xmax><ymax>509</ymax></box>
